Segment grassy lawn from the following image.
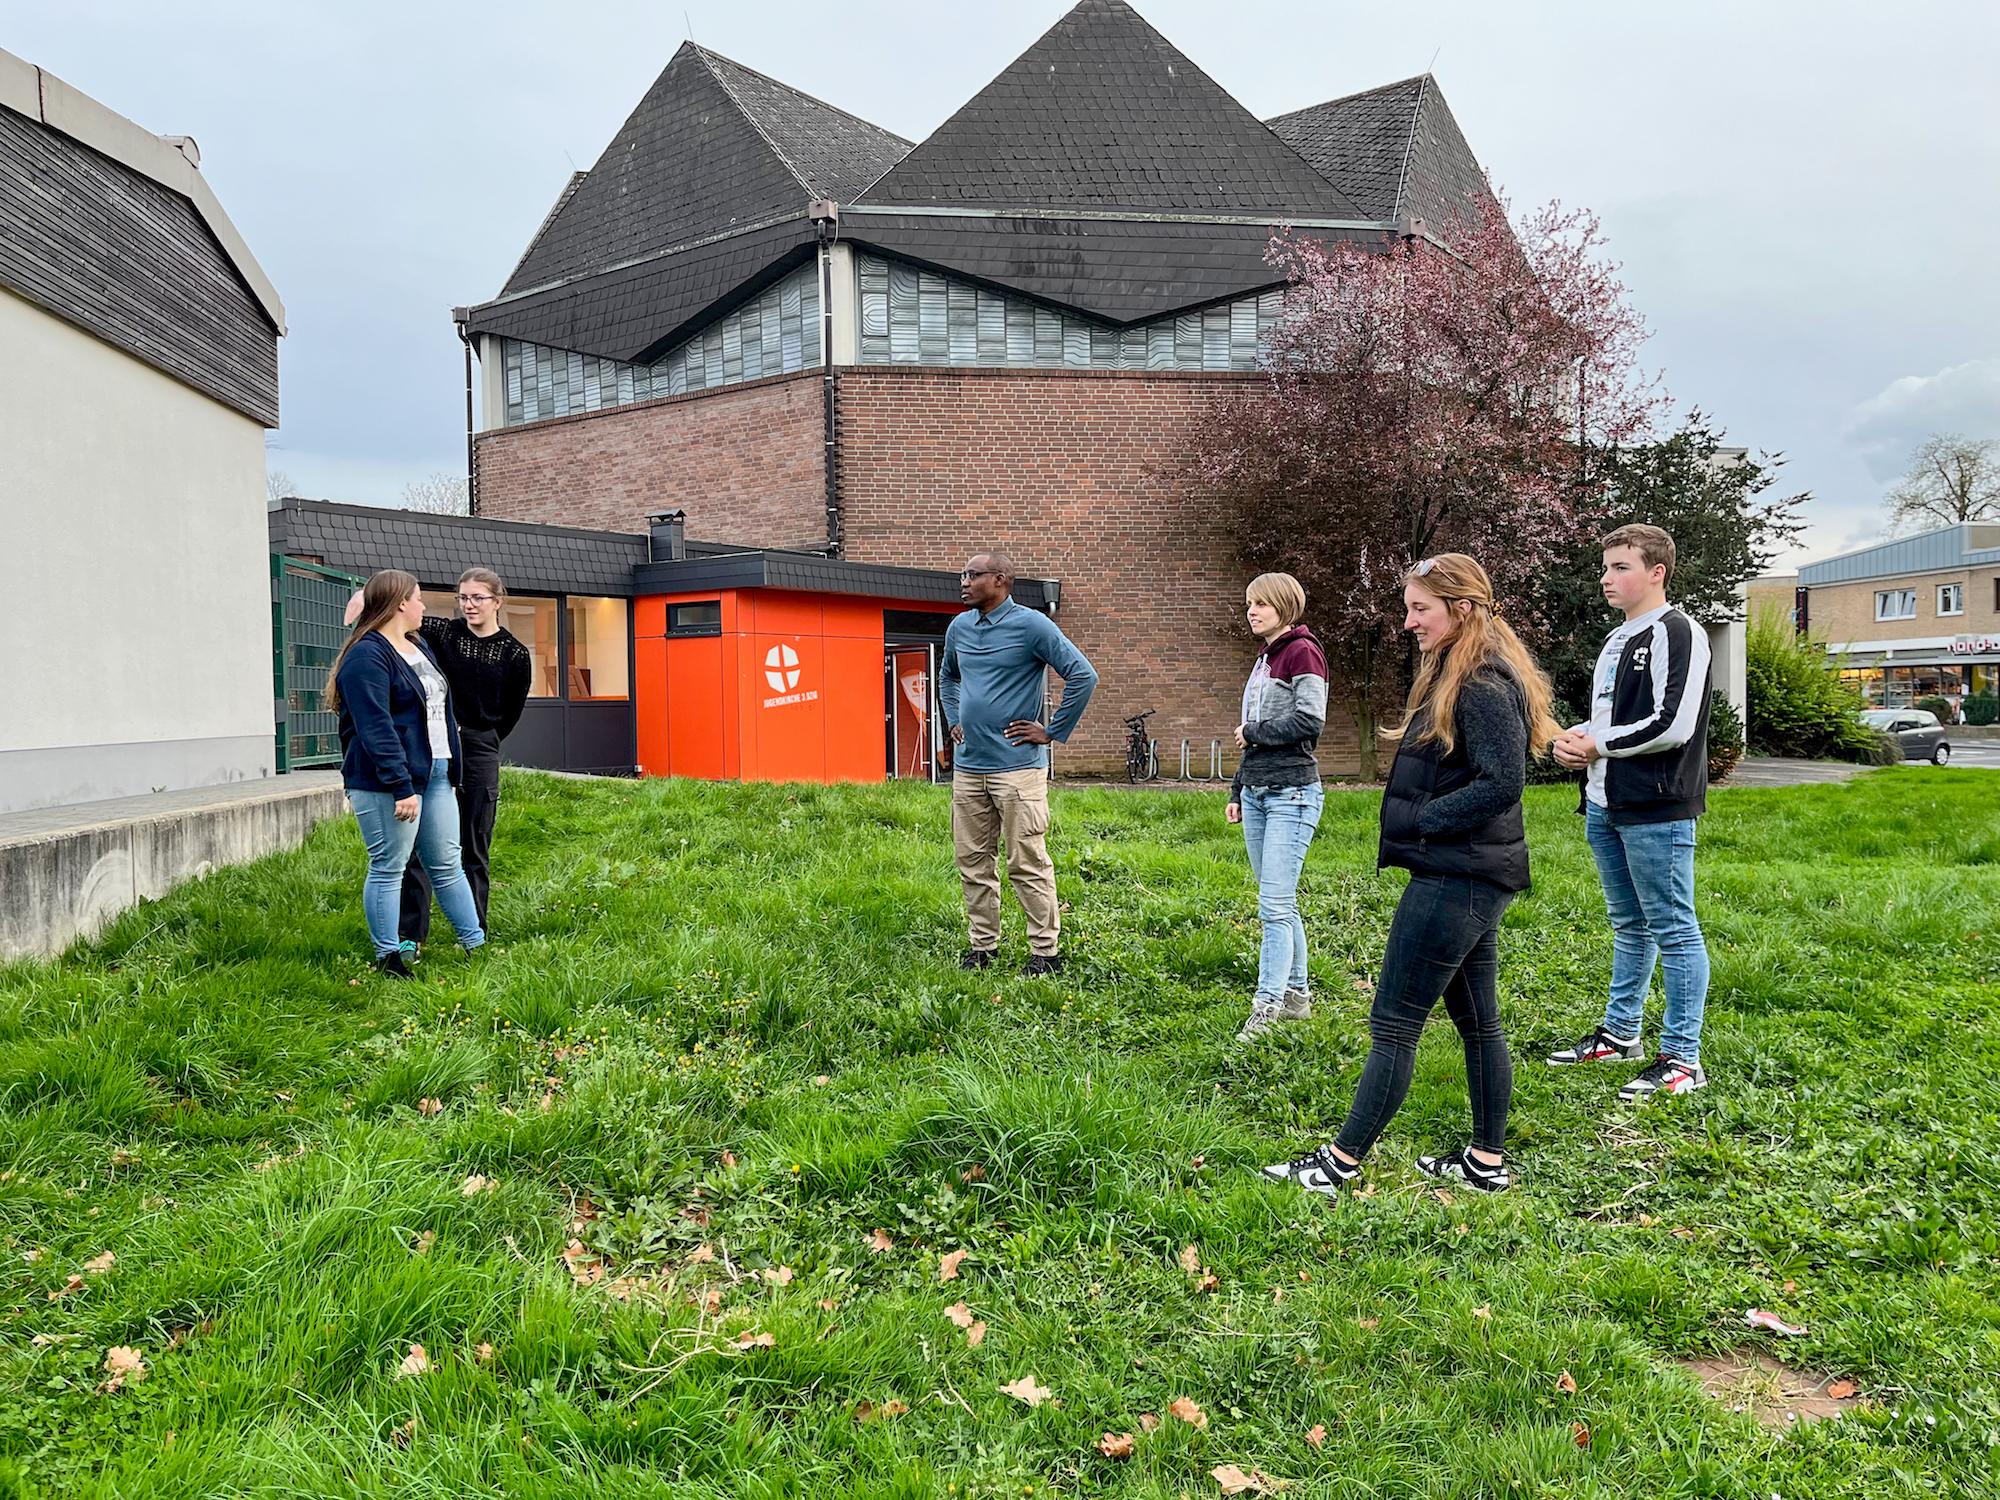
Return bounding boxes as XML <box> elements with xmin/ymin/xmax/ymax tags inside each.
<box><xmin>2</xmin><ymin>768</ymin><xmax>1996</xmax><ymax>1498</ymax></box>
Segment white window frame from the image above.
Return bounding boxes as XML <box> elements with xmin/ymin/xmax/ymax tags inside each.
<box><xmin>1938</xmin><ymin>582</ymin><xmax>1965</xmax><ymax>617</ymax></box>
<box><xmin>1875</xmin><ymin>588</ymin><xmax>1917</xmax><ymax>622</ymax></box>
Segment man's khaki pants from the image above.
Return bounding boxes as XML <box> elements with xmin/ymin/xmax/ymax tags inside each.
<box><xmin>952</xmin><ymin>768</ymin><xmax>1059</xmax><ymax>956</ymax></box>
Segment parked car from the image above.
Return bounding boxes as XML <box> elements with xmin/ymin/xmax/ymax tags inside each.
<box><xmin>1861</xmin><ymin>708</ymin><xmax>1952</xmax><ymax>764</ymax></box>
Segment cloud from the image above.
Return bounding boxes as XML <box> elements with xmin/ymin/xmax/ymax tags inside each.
<box><xmin>1844</xmin><ymin>358</ymin><xmax>2000</xmax><ymax>481</ymax></box>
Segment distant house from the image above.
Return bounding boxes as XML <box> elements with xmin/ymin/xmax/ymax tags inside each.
<box><xmin>0</xmin><ymin>48</ymin><xmax>284</xmax><ymax>813</ymax></box>
<box><xmin>456</xmin><ymin>0</ymin><xmax>1494</xmax><ymax>775</ymax></box>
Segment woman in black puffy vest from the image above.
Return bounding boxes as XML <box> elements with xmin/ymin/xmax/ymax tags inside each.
<box><xmin>1262</xmin><ymin>553</ymin><xmax>1559</xmax><ymax>1198</ymax></box>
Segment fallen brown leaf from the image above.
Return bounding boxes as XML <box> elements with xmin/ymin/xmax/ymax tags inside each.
<box><xmin>1168</xmin><ymin>1396</ymin><xmax>1209</xmax><ymax>1429</ymax></box>
<box><xmin>735</xmin><ymin>1330</ymin><xmax>776</xmax><ymax>1350</ymax></box>
<box><xmin>461</xmin><ymin>1174</ymin><xmax>494</xmax><ymax>1196</ymax></box>
<box><xmin>1179</xmin><ymin>1244</ymin><xmax>1203</xmax><ymax>1275</ymax></box>
<box><xmin>1827</xmin><ymin>1378</ymin><xmax>1859</xmax><ymax>1400</ymax></box>
<box><xmin>417</xmin><ymin>1097</ymin><xmax>444</xmax><ymax>1117</ymax></box>
<box><xmin>1356</xmin><ymin>1316</ymin><xmax>1380</xmax><ymax>1331</ymax></box>
<box><xmin>867</xmin><ymin>1228</ymin><xmax>894</xmax><ymax>1254</ymax></box>
<box><xmin>688</xmin><ymin>1243</ymin><xmax>716</xmax><ymax>1264</ymax></box>
<box><xmin>83</xmin><ymin>1251</ymin><xmax>115</xmax><ymax>1274</ymax></box>
<box><xmin>1196</xmin><ymin>1272</ymin><xmax>1220</xmax><ymax>1294</ymax></box>
<box><xmin>761</xmin><ymin>1264</ymin><xmax>794</xmax><ymax>1286</ymax></box>
<box><xmin>1472</xmin><ymin>1304</ymin><xmax>1493</xmax><ymax>1322</ymax></box>
<box><xmin>1271</xmin><ymin>1285</ymin><xmax>1284</xmax><ymax>1304</ymax></box>
<box><xmin>1353</xmin><ymin>1181</ymin><xmax>1378</xmax><ymax>1200</ymax></box>
<box><xmin>881</xmin><ymin>1399</ymin><xmax>909</xmax><ymax>1417</ymax></box>
<box><xmin>720</xmin><ymin>1150</ymin><xmax>738</xmax><ymax>1169</ymax></box>
<box><xmin>23</xmin><ymin>1248</ymin><xmax>44</xmax><ymax>1264</ymax></box>
<box><xmin>1297</xmin><ymin>1269</ymin><xmax>1311</xmax><ymax>1284</ymax></box>
<box><xmin>944</xmin><ymin>1301</ymin><xmax>975</xmax><ymax>1329</ymax></box>
<box><xmin>1671</xmin><ymin>1226</ymin><xmax>1696</xmax><ymax>1241</ymax></box>
<box><xmin>1001</xmin><ymin>1375</ymin><xmax>1052</xmax><ymax>1407</ymax></box>
<box><xmin>562</xmin><ymin>1239</ymin><xmax>603</xmax><ymax>1288</ymax></box>
<box><xmin>1137</xmin><ymin>1412</ymin><xmax>1161</xmax><ymax>1433</ymax></box>
<box><xmin>1557</xmin><ymin>1369</ymin><xmax>1578</xmax><ymax>1394</ymax></box>
<box><xmin>474</xmin><ymin>1342</ymin><xmax>495</xmax><ymax>1363</ymax></box>
<box><xmin>1212</xmin><ymin>1463</ymin><xmax>1277</xmax><ymax>1494</ymax></box>
<box><xmin>1572</xmin><ymin>1421</ymin><xmax>1592</xmax><ymax>1449</ymax></box>
<box><xmin>965</xmin><ymin>1320</ymin><xmax>987</xmax><ymax>1348</ymax></box>
<box><xmin>813</xmin><ymin>1075</ymin><xmax>830</xmax><ymax>1087</ymax></box>
<box><xmin>391</xmin><ymin>1417</ymin><xmax>417</xmax><ymax>1448</ymax></box>
<box><xmin>49</xmin><ymin>1274</ymin><xmax>85</xmax><ymax>1301</ymax></box>
<box><xmin>1782</xmin><ymin>1278</ymin><xmax>1798</xmax><ymax>1295</ymax></box>
<box><xmin>111</xmin><ymin>1149</ymin><xmax>137</xmax><ymax>1167</ymax></box>
<box><xmin>960</xmin><ymin>1163</ymin><xmax>987</xmax><ymax>1182</ymax></box>
<box><xmin>1434</xmin><ymin>1189</ymin><xmax>1456</xmax><ymax>1207</ymax></box>
<box><xmin>1191</xmin><ymin>1154</ymin><xmax>1206</xmax><ymax>1170</ymax></box>
<box><xmin>1305</xmin><ymin>1422</ymin><xmax>1326</xmax><ymax>1448</ymax></box>
<box><xmin>102</xmin><ymin>1346</ymin><xmax>147</xmax><ymax>1388</ymax></box>
<box><xmin>939</xmin><ymin>1249</ymin><xmax>968</xmax><ymax>1282</ymax></box>
<box><xmin>1098</xmin><ymin>1431</ymin><xmax>1136</xmax><ymax>1459</ymax></box>
<box><xmin>412</xmin><ymin>1229</ymin><xmax>436</xmax><ymax>1256</ymax></box>
<box><xmin>397</xmin><ymin>1343</ymin><xmax>430</xmax><ymax>1378</ymax></box>
<box><xmin>818</xmin><ymin>1297</ymin><xmax>839</xmax><ymax>1311</ymax></box>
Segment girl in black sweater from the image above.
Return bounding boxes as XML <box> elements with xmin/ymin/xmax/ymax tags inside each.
<box><xmin>1262</xmin><ymin>553</ymin><xmax>1560</xmax><ymax>1196</ymax></box>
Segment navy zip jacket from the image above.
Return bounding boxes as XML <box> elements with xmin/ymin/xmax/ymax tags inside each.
<box><xmin>336</xmin><ymin>632</ymin><xmax>462</xmax><ymax>798</ymax></box>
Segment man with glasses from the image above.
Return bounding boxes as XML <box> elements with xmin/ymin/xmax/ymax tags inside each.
<box><xmin>347</xmin><ymin>567</ymin><xmax>532</xmax><ymax>952</ymax></box>
<box><xmin>939</xmin><ymin>552</ymin><xmax>1098</xmax><ymax>976</ymax></box>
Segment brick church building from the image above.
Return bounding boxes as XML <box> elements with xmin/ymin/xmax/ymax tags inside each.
<box><xmin>456</xmin><ymin>0</ymin><xmax>1489</xmax><ymax>775</ymax></box>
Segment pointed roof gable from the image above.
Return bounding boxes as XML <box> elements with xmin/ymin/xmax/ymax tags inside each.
<box><xmin>501</xmin><ymin>43</ymin><xmax>910</xmax><ymax>297</ymax></box>
<box><xmin>857</xmin><ymin>0</ymin><xmax>1360</xmax><ymax>218</ymax></box>
<box><xmin>1268</xmin><ymin>73</ymin><xmax>1489</xmax><ymax>233</ymax></box>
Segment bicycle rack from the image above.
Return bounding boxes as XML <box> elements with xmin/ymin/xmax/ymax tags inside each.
<box><xmin>1179</xmin><ymin>739</ymin><xmax>1191</xmax><ymax>779</ymax></box>
<box><xmin>1209</xmin><ymin>740</ymin><xmax>1222</xmax><ymax>780</ymax></box>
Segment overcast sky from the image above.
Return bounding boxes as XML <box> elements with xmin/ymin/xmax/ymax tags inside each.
<box><xmin>12</xmin><ymin>1</ymin><xmax>1997</xmax><ymax>569</ymax></box>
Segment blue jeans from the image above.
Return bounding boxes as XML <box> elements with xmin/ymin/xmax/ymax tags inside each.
<box><xmin>1584</xmin><ymin>804</ymin><xmax>1708</xmax><ymax>1064</ymax></box>
<box><xmin>1240</xmin><ymin>783</ymin><xmax>1325</xmax><ymax>1002</ymax></box>
<box><xmin>349</xmin><ymin>764</ymin><xmax>485</xmax><ymax>959</ymax></box>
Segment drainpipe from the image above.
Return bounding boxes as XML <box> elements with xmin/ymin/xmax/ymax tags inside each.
<box><xmin>811</xmin><ymin>200</ymin><xmax>841</xmax><ymax>557</ymax></box>
<box><xmin>453</xmin><ymin>309</ymin><xmax>477</xmax><ymax>516</ymax></box>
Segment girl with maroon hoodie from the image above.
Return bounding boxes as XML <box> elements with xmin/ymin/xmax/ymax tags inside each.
<box><xmin>1226</xmin><ymin>572</ymin><xmax>1331</xmax><ymax>1041</ymax></box>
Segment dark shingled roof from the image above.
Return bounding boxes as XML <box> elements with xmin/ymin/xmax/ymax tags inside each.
<box><xmin>269</xmin><ymin>498</ymin><xmax>652</xmax><ymax>597</ymax></box>
<box><xmin>1267</xmin><ymin>73</ymin><xmax>1489</xmax><ymax>234</ymax></box>
<box><xmin>501</xmin><ymin>43</ymin><xmax>909</xmax><ymax>298</ymax></box>
<box><xmin>857</xmin><ymin>0</ymin><xmax>1361</xmax><ymax>219</ymax></box>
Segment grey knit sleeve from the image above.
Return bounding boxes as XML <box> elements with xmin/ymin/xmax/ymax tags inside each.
<box><xmin>1415</xmin><ymin>677</ymin><xmax>1527</xmax><ymax>836</ymax></box>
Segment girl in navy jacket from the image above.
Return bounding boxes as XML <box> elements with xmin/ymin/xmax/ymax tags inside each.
<box><xmin>325</xmin><ymin>570</ymin><xmax>485</xmax><ymax>976</ymax></box>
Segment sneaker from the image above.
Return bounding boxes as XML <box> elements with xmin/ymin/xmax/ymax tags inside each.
<box><xmin>1259</xmin><ymin>1146</ymin><xmax>1360</xmax><ymax>1198</ymax></box>
<box><xmin>1235</xmin><ymin>999</ymin><xmax>1282</xmax><ymax>1042</ymax></box>
<box><xmin>397</xmin><ymin>939</ymin><xmax>421</xmax><ymax>963</ymax></box>
<box><xmin>1546</xmin><ymin>1026</ymin><xmax>1643</xmax><ymax>1066</ymax></box>
<box><xmin>373</xmin><ymin>950</ymin><xmax>416</xmax><ymax>980</ymax></box>
<box><xmin>1619</xmin><ymin>1055</ymin><xmax>1707</xmax><ymax>1103</ymax></box>
<box><xmin>1022</xmin><ymin>953</ymin><xmax>1065</xmax><ymax>978</ymax></box>
<box><xmin>1277</xmin><ymin>987</ymin><xmax>1313</xmax><ymax>1022</ymax></box>
<box><xmin>1416</xmin><ymin>1148</ymin><xmax>1510</xmax><ymax>1193</ymax></box>
<box><xmin>959</xmin><ymin>949</ymin><xmax>997</xmax><ymax>971</ymax></box>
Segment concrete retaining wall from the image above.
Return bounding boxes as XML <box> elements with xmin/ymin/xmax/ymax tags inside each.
<box><xmin>0</xmin><ymin>772</ymin><xmax>346</xmax><ymax>961</ymax></box>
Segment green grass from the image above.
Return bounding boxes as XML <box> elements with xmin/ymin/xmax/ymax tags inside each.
<box><xmin>2</xmin><ymin>768</ymin><xmax>1997</xmax><ymax>1497</ymax></box>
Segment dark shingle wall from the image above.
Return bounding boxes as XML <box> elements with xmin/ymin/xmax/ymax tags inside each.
<box><xmin>0</xmin><ymin>105</ymin><xmax>278</xmax><ymax>426</ymax></box>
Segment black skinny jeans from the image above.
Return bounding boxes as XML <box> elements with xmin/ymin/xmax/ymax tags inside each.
<box><xmin>401</xmin><ymin>729</ymin><xmax>501</xmax><ymax>942</ymax></box>
<box><xmin>1335</xmin><ymin>873</ymin><xmax>1515</xmax><ymax>1159</ymax></box>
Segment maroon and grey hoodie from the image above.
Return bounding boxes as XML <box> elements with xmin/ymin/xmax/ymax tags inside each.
<box><xmin>1231</xmin><ymin>624</ymin><xmax>1330</xmax><ymax>794</ymax></box>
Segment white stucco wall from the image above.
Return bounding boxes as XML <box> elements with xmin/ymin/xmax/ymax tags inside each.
<box><xmin>0</xmin><ymin>287</ymin><xmax>275</xmax><ymax>813</ymax></box>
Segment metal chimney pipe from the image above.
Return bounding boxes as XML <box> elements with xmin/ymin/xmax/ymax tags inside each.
<box><xmin>645</xmin><ymin>509</ymin><xmax>687</xmax><ymax>562</ymax></box>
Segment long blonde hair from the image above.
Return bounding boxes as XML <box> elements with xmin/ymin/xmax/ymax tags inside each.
<box><xmin>1381</xmin><ymin>553</ymin><xmax>1560</xmax><ymax>759</ymax></box>
<box><xmin>324</xmin><ymin>569</ymin><xmax>420</xmax><ymax>715</ymax></box>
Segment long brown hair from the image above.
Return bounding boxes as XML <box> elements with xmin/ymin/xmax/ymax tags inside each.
<box><xmin>324</xmin><ymin>569</ymin><xmax>420</xmax><ymax>714</ymax></box>
<box><xmin>1381</xmin><ymin>553</ymin><xmax>1561</xmax><ymax>759</ymax></box>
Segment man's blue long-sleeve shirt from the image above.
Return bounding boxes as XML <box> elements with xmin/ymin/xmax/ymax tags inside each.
<box><xmin>938</xmin><ymin>598</ymin><xmax>1098</xmax><ymax>772</ymax></box>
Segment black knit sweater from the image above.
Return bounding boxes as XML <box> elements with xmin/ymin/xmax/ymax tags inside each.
<box><xmin>416</xmin><ymin>617</ymin><xmax>533</xmax><ymax>739</ymax></box>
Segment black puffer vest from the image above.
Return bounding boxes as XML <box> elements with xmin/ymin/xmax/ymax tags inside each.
<box><xmin>1376</xmin><ymin>672</ymin><xmax>1531</xmax><ymax>893</ymax></box>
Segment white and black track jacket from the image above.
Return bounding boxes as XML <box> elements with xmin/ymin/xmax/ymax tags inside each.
<box><xmin>1576</xmin><ymin>604</ymin><xmax>1712</xmax><ymax>825</ymax></box>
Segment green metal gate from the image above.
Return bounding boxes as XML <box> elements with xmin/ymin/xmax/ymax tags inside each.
<box><xmin>271</xmin><ymin>554</ymin><xmax>361</xmax><ymax>771</ymax></box>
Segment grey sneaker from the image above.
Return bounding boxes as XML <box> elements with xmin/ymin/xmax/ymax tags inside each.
<box><xmin>1235</xmin><ymin>999</ymin><xmax>1282</xmax><ymax>1042</ymax></box>
<box><xmin>1278</xmin><ymin>987</ymin><xmax>1312</xmax><ymax>1022</ymax></box>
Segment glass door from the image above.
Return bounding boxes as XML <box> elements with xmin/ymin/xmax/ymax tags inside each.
<box><xmin>887</xmin><ymin>645</ymin><xmax>940</xmax><ymax>781</ymax></box>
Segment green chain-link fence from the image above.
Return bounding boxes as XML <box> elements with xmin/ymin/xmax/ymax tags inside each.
<box><xmin>271</xmin><ymin>555</ymin><xmax>360</xmax><ymax>771</ymax></box>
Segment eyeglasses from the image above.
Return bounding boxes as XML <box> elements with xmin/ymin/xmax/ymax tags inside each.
<box><xmin>457</xmin><ymin>593</ymin><xmax>496</xmax><ymax>604</ymax></box>
<box><xmin>959</xmin><ymin>569</ymin><xmax>998</xmax><ymax>583</ymax></box>
<box><xmin>1412</xmin><ymin>558</ymin><xmax>1437</xmax><ymax>576</ymax></box>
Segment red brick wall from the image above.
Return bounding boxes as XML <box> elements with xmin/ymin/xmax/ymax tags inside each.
<box><xmin>835</xmin><ymin>366</ymin><xmax>1361</xmax><ymax>778</ymax></box>
<box><xmin>474</xmin><ymin>371</ymin><xmax>826</xmax><ymax>549</ymax></box>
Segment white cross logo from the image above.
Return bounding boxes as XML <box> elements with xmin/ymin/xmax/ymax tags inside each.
<box><xmin>764</xmin><ymin>643</ymin><xmax>800</xmax><ymax>693</ymax></box>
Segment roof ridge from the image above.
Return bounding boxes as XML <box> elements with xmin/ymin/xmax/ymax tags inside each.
<box><xmin>1391</xmin><ymin>73</ymin><xmax>1430</xmax><ymax>223</ymax></box>
<box><xmin>500</xmin><ymin>170</ymin><xmax>588</xmax><ymax>294</ymax></box>
<box><xmin>692</xmin><ymin>44</ymin><xmax>814</xmax><ymax>197</ymax></box>
<box><xmin>693</xmin><ymin>44</ymin><xmax>913</xmax><ymax>152</ymax></box>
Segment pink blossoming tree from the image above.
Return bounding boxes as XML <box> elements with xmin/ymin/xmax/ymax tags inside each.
<box><xmin>1189</xmin><ymin>193</ymin><xmax>1665</xmax><ymax>777</ymax></box>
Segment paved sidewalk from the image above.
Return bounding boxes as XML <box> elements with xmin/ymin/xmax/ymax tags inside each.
<box><xmin>1720</xmin><ymin>757</ymin><xmax>1871</xmax><ymax>787</ymax></box>
<box><xmin>0</xmin><ymin>771</ymin><xmax>343</xmax><ymax>843</ymax></box>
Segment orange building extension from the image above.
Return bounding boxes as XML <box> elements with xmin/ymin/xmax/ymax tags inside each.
<box><xmin>635</xmin><ymin>588</ymin><xmax>958</xmax><ymax>783</ymax></box>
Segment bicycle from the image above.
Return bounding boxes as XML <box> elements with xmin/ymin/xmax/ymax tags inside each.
<box><xmin>1124</xmin><ymin>709</ymin><xmax>1159</xmax><ymax>783</ymax></box>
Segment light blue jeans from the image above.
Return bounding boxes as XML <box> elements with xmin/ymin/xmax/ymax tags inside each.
<box><xmin>1240</xmin><ymin>783</ymin><xmax>1325</xmax><ymax>1003</ymax></box>
<box><xmin>1584</xmin><ymin>803</ymin><xmax>1708</xmax><ymax>1064</ymax></box>
<box><xmin>349</xmin><ymin>764</ymin><xmax>485</xmax><ymax>959</ymax></box>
